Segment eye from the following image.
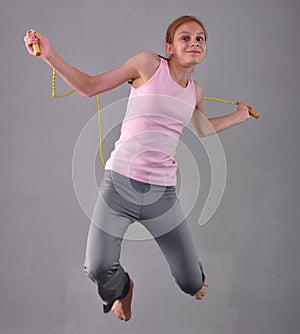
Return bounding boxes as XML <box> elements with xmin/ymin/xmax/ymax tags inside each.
<box><xmin>196</xmin><ymin>36</ymin><xmax>205</xmax><ymax>42</ymax></box>
<box><xmin>181</xmin><ymin>35</ymin><xmax>190</xmax><ymax>41</ymax></box>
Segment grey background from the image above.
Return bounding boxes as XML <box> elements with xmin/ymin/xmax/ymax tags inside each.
<box><xmin>1</xmin><ymin>0</ymin><xmax>299</xmax><ymax>333</ymax></box>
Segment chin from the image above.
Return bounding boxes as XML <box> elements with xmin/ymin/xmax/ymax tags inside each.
<box><xmin>186</xmin><ymin>58</ymin><xmax>203</xmax><ymax>66</ymax></box>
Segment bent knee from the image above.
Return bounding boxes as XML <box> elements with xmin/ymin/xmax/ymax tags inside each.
<box><xmin>177</xmin><ymin>276</ymin><xmax>205</xmax><ymax>296</ymax></box>
<box><xmin>84</xmin><ymin>260</ymin><xmax>118</xmax><ymax>283</ymax></box>
<box><xmin>179</xmin><ymin>262</ymin><xmax>206</xmax><ymax>296</ymax></box>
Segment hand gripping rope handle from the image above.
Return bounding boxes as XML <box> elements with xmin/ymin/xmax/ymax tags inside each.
<box><xmin>30</xmin><ymin>29</ymin><xmax>41</xmax><ymax>56</ymax></box>
<box><xmin>31</xmin><ymin>31</ymin><xmax>259</xmax><ymax>168</ymax></box>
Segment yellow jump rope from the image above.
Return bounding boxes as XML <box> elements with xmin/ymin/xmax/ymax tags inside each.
<box><xmin>31</xmin><ymin>30</ymin><xmax>259</xmax><ymax>168</ymax></box>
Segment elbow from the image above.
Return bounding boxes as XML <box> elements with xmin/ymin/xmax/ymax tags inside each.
<box><xmin>79</xmin><ymin>76</ymin><xmax>96</xmax><ymax>98</ymax></box>
<box><xmin>81</xmin><ymin>91</ymin><xmax>94</xmax><ymax>98</ymax></box>
<box><xmin>197</xmin><ymin>130</ymin><xmax>209</xmax><ymax>138</ymax></box>
<box><xmin>78</xmin><ymin>91</ymin><xmax>91</xmax><ymax>98</ymax></box>
<box><xmin>198</xmin><ymin>129</ymin><xmax>215</xmax><ymax>138</ymax></box>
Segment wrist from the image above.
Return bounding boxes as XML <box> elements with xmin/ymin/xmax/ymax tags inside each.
<box><xmin>43</xmin><ymin>48</ymin><xmax>57</xmax><ymax>63</ymax></box>
<box><xmin>234</xmin><ymin>110</ymin><xmax>249</xmax><ymax>124</ymax></box>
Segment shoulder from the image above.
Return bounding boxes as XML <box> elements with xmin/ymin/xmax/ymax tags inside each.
<box><xmin>126</xmin><ymin>51</ymin><xmax>161</xmax><ymax>87</ymax></box>
<box><xmin>126</xmin><ymin>51</ymin><xmax>160</xmax><ymax>69</ymax></box>
<box><xmin>139</xmin><ymin>50</ymin><xmax>160</xmax><ymax>62</ymax></box>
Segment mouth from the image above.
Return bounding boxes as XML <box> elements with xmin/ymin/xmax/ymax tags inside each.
<box><xmin>187</xmin><ymin>50</ymin><xmax>201</xmax><ymax>54</ymax></box>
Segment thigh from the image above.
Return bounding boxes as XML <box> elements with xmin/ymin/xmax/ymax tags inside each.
<box><xmin>140</xmin><ymin>185</ymin><xmax>186</xmax><ymax>238</ymax></box>
<box><xmin>91</xmin><ymin>189</ymin><xmax>135</xmax><ymax>239</ymax></box>
<box><xmin>92</xmin><ymin>171</ymin><xmax>138</xmax><ymax>238</ymax></box>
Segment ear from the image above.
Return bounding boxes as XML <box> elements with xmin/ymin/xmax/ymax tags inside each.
<box><xmin>165</xmin><ymin>43</ymin><xmax>173</xmax><ymax>57</ymax></box>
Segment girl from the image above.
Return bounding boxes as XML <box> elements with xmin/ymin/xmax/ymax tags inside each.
<box><xmin>24</xmin><ymin>15</ymin><xmax>250</xmax><ymax>322</ymax></box>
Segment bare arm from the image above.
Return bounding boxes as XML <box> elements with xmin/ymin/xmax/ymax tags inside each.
<box><xmin>24</xmin><ymin>30</ymin><xmax>156</xmax><ymax>97</ymax></box>
<box><xmin>191</xmin><ymin>81</ymin><xmax>251</xmax><ymax>137</ymax></box>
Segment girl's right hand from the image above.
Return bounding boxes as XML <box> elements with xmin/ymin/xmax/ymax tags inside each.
<box><xmin>24</xmin><ymin>30</ymin><xmax>53</xmax><ymax>59</ymax></box>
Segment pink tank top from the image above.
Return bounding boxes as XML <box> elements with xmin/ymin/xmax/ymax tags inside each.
<box><xmin>105</xmin><ymin>57</ymin><xmax>196</xmax><ymax>186</ymax></box>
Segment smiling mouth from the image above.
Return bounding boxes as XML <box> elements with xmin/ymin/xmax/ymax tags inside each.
<box><xmin>187</xmin><ymin>51</ymin><xmax>201</xmax><ymax>54</ymax></box>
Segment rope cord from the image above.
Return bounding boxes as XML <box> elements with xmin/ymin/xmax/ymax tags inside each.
<box><xmin>50</xmin><ymin>69</ymin><xmax>249</xmax><ymax>168</ymax></box>
<box><xmin>51</xmin><ymin>69</ymin><xmax>75</xmax><ymax>98</ymax></box>
<box><xmin>51</xmin><ymin>68</ymin><xmax>106</xmax><ymax>167</ymax></box>
<box><xmin>203</xmin><ymin>96</ymin><xmax>238</xmax><ymax>105</ymax></box>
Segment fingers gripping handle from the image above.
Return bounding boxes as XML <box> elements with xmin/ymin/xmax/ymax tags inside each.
<box><xmin>33</xmin><ymin>43</ymin><xmax>41</xmax><ymax>57</ymax></box>
<box><xmin>247</xmin><ymin>106</ymin><xmax>260</xmax><ymax>119</ymax></box>
<box><xmin>30</xmin><ymin>29</ymin><xmax>41</xmax><ymax>57</ymax></box>
<box><xmin>238</xmin><ymin>102</ymin><xmax>260</xmax><ymax>119</ymax></box>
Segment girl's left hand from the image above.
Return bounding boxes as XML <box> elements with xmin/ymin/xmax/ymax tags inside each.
<box><xmin>236</xmin><ymin>102</ymin><xmax>251</xmax><ymax>122</ymax></box>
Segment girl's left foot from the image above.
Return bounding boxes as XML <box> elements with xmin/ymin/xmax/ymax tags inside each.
<box><xmin>194</xmin><ymin>280</ymin><xmax>208</xmax><ymax>300</ymax></box>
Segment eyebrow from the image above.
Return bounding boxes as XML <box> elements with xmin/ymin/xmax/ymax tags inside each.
<box><xmin>178</xmin><ymin>31</ymin><xmax>206</xmax><ymax>35</ymax></box>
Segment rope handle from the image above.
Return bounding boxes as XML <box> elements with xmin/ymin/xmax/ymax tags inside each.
<box><xmin>29</xmin><ymin>29</ymin><xmax>41</xmax><ymax>57</ymax></box>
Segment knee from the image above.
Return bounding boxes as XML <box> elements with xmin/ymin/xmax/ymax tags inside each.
<box><xmin>176</xmin><ymin>263</ymin><xmax>206</xmax><ymax>296</ymax></box>
<box><xmin>177</xmin><ymin>278</ymin><xmax>204</xmax><ymax>296</ymax></box>
<box><xmin>84</xmin><ymin>259</ymin><xmax>116</xmax><ymax>283</ymax></box>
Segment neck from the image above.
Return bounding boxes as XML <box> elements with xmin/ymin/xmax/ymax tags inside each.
<box><xmin>167</xmin><ymin>58</ymin><xmax>194</xmax><ymax>88</ymax></box>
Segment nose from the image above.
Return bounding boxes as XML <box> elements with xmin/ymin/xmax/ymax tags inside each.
<box><xmin>190</xmin><ymin>38</ymin><xmax>200</xmax><ymax>47</ymax></box>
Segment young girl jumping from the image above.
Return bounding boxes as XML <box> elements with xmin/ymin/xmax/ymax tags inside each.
<box><xmin>24</xmin><ymin>15</ymin><xmax>251</xmax><ymax>322</ymax></box>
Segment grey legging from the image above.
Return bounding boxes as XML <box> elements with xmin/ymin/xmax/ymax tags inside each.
<box><xmin>84</xmin><ymin>170</ymin><xmax>206</xmax><ymax>313</ymax></box>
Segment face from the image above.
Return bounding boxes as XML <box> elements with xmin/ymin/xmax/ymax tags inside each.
<box><xmin>166</xmin><ymin>21</ymin><xmax>207</xmax><ymax>66</ymax></box>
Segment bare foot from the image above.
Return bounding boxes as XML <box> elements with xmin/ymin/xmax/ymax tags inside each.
<box><xmin>194</xmin><ymin>280</ymin><xmax>208</xmax><ymax>300</ymax></box>
<box><xmin>111</xmin><ymin>279</ymin><xmax>134</xmax><ymax>321</ymax></box>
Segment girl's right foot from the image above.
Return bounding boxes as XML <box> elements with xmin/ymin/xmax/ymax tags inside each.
<box><xmin>111</xmin><ymin>279</ymin><xmax>134</xmax><ymax>321</ymax></box>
